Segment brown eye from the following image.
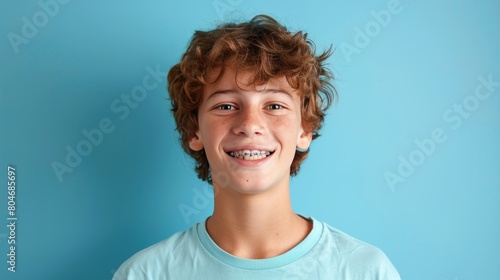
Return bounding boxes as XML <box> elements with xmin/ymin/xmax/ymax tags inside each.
<box><xmin>267</xmin><ymin>104</ymin><xmax>283</xmax><ymax>110</ymax></box>
<box><xmin>217</xmin><ymin>104</ymin><xmax>235</xmax><ymax>110</ymax></box>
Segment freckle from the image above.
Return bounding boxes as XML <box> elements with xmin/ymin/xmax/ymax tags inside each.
<box><xmin>246</xmin><ymin>180</ymin><xmax>249</xmax><ymax>182</ymax></box>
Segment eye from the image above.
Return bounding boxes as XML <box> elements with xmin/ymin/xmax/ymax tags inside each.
<box><xmin>267</xmin><ymin>104</ymin><xmax>284</xmax><ymax>110</ymax></box>
<box><xmin>216</xmin><ymin>104</ymin><xmax>235</xmax><ymax>110</ymax></box>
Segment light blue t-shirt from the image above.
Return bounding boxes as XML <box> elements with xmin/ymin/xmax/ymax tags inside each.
<box><xmin>113</xmin><ymin>217</ymin><xmax>400</xmax><ymax>279</ymax></box>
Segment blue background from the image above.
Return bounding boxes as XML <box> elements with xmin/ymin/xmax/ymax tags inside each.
<box><xmin>1</xmin><ymin>0</ymin><xmax>499</xmax><ymax>279</ymax></box>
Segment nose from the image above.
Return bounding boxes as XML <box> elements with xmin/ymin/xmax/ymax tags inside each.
<box><xmin>233</xmin><ymin>105</ymin><xmax>265</xmax><ymax>136</ymax></box>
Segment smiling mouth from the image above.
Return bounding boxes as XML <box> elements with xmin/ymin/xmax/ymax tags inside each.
<box><xmin>227</xmin><ymin>150</ymin><xmax>274</xmax><ymax>161</ymax></box>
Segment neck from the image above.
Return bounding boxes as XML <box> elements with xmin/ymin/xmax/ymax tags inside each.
<box><xmin>206</xmin><ymin>181</ymin><xmax>312</xmax><ymax>259</ymax></box>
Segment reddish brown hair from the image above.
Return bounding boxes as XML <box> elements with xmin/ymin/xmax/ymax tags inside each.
<box><xmin>168</xmin><ymin>15</ymin><xmax>336</xmax><ymax>183</ymax></box>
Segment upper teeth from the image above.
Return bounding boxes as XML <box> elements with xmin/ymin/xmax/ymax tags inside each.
<box><xmin>229</xmin><ymin>150</ymin><xmax>271</xmax><ymax>160</ymax></box>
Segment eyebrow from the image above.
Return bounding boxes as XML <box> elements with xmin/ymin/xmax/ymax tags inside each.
<box><xmin>206</xmin><ymin>88</ymin><xmax>293</xmax><ymax>101</ymax></box>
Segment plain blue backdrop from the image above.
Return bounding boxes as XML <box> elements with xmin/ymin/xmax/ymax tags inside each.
<box><xmin>1</xmin><ymin>0</ymin><xmax>499</xmax><ymax>279</ymax></box>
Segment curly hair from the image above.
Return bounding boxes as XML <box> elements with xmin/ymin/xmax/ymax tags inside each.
<box><xmin>167</xmin><ymin>14</ymin><xmax>336</xmax><ymax>184</ymax></box>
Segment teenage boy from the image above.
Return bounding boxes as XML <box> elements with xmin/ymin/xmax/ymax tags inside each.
<box><xmin>114</xmin><ymin>15</ymin><xmax>400</xmax><ymax>279</ymax></box>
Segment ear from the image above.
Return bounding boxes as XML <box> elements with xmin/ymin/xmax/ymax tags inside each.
<box><xmin>296</xmin><ymin>126</ymin><xmax>313</xmax><ymax>151</ymax></box>
<box><xmin>188</xmin><ymin>132</ymin><xmax>204</xmax><ymax>151</ymax></box>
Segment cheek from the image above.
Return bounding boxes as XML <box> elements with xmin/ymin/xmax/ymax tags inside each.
<box><xmin>271</xmin><ymin>117</ymin><xmax>301</xmax><ymax>142</ymax></box>
<box><xmin>199</xmin><ymin>118</ymin><xmax>225</xmax><ymax>148</ymax></box>
<box><xmin>270</xmin><ymin>112</ymin><xmax>300</xmax><ymax>127</ymax></box>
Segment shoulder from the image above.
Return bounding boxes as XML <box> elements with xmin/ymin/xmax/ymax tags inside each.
<box><xmin>112</xmin><ymin>225</ymin><xmax>198</xmax><ymax>280</ymax></box>
<box><xmin>317</xmin><ymin>221</ymin><xmax>401</xmax><ymax>279</ymax></box>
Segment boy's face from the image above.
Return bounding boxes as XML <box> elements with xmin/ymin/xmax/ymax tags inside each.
<box><xmin>189</xmin><ymin>65</ymin><xmax>312</xmax><ymax>194</ymax></box>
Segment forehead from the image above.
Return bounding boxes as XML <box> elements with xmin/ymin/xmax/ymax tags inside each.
<box><xmin>203</xmin><ymin>66</ymin><xmax>300</xmax><ymax>97</ymax></box>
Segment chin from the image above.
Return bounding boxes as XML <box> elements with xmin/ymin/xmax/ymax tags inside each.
<box><xmin>223</xmin><ymin>176</ymin><xmax>281</xmax><ymax>195</ymax></box>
